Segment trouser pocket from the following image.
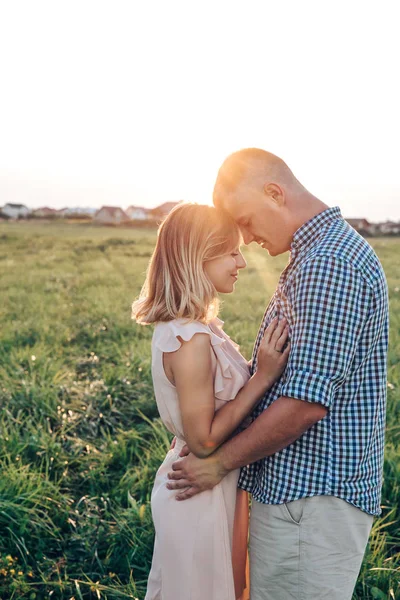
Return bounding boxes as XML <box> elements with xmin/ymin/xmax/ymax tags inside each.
<box><xmin>283</xmin><ymin>497</ymin><xmax>306</xmax><ymax>525</ymax></box>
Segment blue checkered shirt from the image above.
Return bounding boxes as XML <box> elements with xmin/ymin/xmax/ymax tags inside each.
<box><xmin>238</xmin><ymin>207</ymin><xmax>389</xmax><ymax>516</ymax></box>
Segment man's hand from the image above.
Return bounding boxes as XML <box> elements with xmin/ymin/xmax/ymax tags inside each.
<box><xmin>166</xmin><ymin>451</ymin><xmax>228</xmax><ymax>500</ymax></box>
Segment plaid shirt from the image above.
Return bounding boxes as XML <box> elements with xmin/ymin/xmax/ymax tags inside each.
<box><xmin>238</xmin><ymin>207</ymin><xmax>389</xmax><ymax>516</ymax></box>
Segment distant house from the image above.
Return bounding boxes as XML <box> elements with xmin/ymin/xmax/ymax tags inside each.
<box><xmin>32</xmin><ymin>207</ymin><xmax>59</xmax><ymax>218</ymax></box>
<box><xmin>1</xmin><ymin>203</ymin><xmax>30</xmax><ymax>218</ymax></box>
<box><xmin>151</xmin><ymin>201</ymin><xmax>181</xmax><ymax>219</ymax></box>
<box><xmin>94</xmin><ymin>206</ymin><xmax>130</xmax><ymax>224</ymax></box>
<box><xmin>346</xmin><ymin>218</ymin><xmax>370</xmax><ymax>230</ymax></box>
<box><xmin>61</xmin><ymin>207</ymin><xmax>97</xmax><ymax>218</ymax></box>
<box><xmin>346</xmin><ymin>218</ymin><xmax>375</xmax><ymax>235</ymax></box>
<box><xmin>56</xmin><ymin>207</ymin><xmax>69</xmax><ymax>217</ymax></box>
<box><xmin>126</xmin><ymin>205</ymin><xmax>151</xmax><ymax>220</ymax></box>
<box><xmin>379</xmin><ymin>220</ymin><xmax>400</xmax><ymax>235</ymax></box>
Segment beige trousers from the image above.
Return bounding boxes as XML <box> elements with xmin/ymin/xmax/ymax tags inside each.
<box><xmin>249</xmin><ymin>495</ymin><xmax>373</xmax><ymax>600</ymax></box>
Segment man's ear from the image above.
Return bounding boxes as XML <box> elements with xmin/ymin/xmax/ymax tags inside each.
<box><xmin>263</xmin><ymin>183</ymin><xmax>285</xmax><ymax>207</ymax></box>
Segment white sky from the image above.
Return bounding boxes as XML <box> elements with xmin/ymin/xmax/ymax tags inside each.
<box><xmin>1</xmin><ymin>0</ymin><xmax>399</xmax><ymax>221</ymax></box>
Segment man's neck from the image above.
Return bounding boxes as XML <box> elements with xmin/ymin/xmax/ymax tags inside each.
<box><xmin>290</xmin><ymin>194</ymin><xmax>330</xmax><ymax>237</ymax></box>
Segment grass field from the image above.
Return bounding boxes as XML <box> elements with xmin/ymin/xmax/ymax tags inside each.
<box><xmin>0</xmin><ymin>221</ymin><xmax>399</xmax><ymax>600</ymax></box>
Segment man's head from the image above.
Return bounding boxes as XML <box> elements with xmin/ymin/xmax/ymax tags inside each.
<box><xmin>213</xmin><ymin>148</ymin><xmax>316</xmax><ymax>256</ymax></box>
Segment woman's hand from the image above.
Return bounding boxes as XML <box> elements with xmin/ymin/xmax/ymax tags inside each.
<box><xmin>256</xmin><ymin>317</ymin><xmax>290</xmax><ymax>386</ymax></box>
<box><xmin>170</xmin><ymin>436</ymin><xmax>191</xmax><ymax>457</ymax></box>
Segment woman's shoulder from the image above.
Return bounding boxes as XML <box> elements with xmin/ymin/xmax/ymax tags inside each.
<box><xmin>153</xmin><ymin>318</ymin><xmax>224</xmax><ymax>353</ymax></box>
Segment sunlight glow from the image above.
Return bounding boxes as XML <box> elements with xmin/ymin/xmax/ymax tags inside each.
<box><xmin>0</xmin><ymin>1</ymin><xmax>399</xmax><ymax>220</ymax></box>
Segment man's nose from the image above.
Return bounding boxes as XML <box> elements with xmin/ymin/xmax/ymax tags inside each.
<box><xmin>241</xmin><ymin>229</ymin><xmax>254</xmax><ymax>245</ymax></box>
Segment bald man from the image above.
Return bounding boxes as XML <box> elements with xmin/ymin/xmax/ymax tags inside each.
<box><xmin>167</xmin><ymin>149</ymin><xmax>389</xmax><ymax>599</ymax></box>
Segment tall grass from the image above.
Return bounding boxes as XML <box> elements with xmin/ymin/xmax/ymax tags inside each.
<box><xmin>0</xmin><ymin>223</ymin><xmax>399</xmax><ymax>599</ymax></box>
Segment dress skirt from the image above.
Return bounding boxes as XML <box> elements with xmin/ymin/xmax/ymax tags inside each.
<box><xmin>145</xmin><ymin>439</ymin><xmax>250</xmax><ymax>600</ymax></box>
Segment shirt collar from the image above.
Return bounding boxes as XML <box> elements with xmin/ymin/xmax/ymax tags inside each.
<box><xmin>291</xmin><ymin>206</ymin><xmax>342</xmax><ymax>258</ymax></box>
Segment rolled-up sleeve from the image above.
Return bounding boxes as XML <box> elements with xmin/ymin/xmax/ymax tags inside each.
<box><xmin>280</xmin><ymin>255</ymin><xmax>372</xmax><ymax>409</ymax></box>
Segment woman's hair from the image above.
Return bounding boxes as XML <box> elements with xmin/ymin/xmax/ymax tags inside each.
<box><xmin>132</xmin><ymin>202</ymin><xmax>241</xmax><ymax>324</ymax></box>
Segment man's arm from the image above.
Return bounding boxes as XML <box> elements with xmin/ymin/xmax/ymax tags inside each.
<box><xmin>167</xmin><ymin>395</ymin><xmax>327</xmax><ymax>500</ymax></box>
<box><xmin>216</xmin><ymin>395</ymin><xmax>327</xmax><ymax>471</ymax></box>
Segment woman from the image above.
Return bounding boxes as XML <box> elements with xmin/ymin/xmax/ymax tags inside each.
<box><xmin>132</xmin><ymin>203</ymin><xmax>289</xmax><ymax>600</ymax></box>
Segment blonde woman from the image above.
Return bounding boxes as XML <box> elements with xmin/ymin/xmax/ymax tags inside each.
<box><xmin>132</xmin><ymin>203</ymin><xmax>290</xmax><ymax>600</ymax></box>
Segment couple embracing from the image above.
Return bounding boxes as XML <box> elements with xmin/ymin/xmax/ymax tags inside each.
<box><xmin>132</xmin><ymin>148</ymin><xmax>389</xmax><ymax>600</ymax></box>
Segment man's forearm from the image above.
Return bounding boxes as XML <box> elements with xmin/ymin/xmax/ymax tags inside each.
<box><xmin>216</xmin><ymin>396</ymin><xmax>327</xmax><ymax>472</ymax></box>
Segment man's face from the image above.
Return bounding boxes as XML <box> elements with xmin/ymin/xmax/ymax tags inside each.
<box><xmin>223</xmin><ymin>186</ymin><xmax>292</xmax><ymax>256</ymax></box>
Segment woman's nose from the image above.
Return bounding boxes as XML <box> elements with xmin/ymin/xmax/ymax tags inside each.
<box><xmin>237</xmin><ymin>254</ymin><xmax>247</xmax><ymax>269</ymax></box>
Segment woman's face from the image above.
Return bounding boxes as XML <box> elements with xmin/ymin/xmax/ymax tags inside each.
<box><xmin>204</xmin><ymin>248</ymin><xmax>247</xmax><ymax>293</ymax></box>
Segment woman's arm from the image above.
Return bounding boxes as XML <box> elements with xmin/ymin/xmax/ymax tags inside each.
<box><xmin>166</xmin><ymin>319</ymin><xmax>289</xmax><ymax>458</ymax></box>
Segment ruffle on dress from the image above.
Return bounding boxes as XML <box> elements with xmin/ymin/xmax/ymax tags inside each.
<box><xmin>210</xmin><ymin>317</ymin><xmax>241</xmax><ymax>353</ymax></box>
<box><xmin>154</xmin><ymin>318</ymin><xmax>249</xmax><ymax>402</ymax></box>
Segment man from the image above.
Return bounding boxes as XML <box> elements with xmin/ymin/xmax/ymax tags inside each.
<box><xmin>166</xmin><ymin>148</ymin><xmax>389</xmax><ymax>599</ymax></box>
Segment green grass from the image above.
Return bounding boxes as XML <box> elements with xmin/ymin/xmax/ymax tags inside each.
<box><xmin>0</xmin><ymin>222</ymin><xmax>399</xmax><ymax>599</ymax></box>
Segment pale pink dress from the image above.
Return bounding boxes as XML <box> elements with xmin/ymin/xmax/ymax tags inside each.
<box><xmin>144</xmin><ymin>317</ymin><xmax>251</xmax><ymax>600</ymax></box>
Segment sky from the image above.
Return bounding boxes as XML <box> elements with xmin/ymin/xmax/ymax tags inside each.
<box><xmin>0</xmin><ymin>0</ymin><xmax>399</xmax><ymax>222</ymax></box>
